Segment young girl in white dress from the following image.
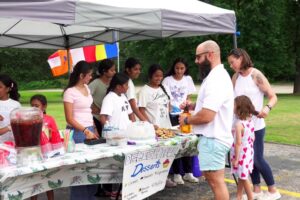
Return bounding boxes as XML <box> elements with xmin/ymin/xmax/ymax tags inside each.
<box><xmin>231</xmin><ymin>95</ymin><xmax>256</xmax><ymax>200</ymax></box>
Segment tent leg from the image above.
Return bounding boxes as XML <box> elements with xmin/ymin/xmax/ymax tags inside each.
<box><xmin>233</xmin><ymin>34</ymin><xmax>237</xmax><ymax>48</ymax></box>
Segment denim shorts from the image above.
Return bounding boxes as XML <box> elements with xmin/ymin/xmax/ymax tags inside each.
<box><xmin>66</xmin><ymin>126</ymin><xmax>95</xmax><ymax>144</ymax></box>
<box><xmin>198</xmin><ymin>136</ymin><xmax>230</xmax><ymax>171</ymax></box>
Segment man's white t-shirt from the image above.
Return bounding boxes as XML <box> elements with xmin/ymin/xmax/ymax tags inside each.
<box><xmin>162</xmin><ymin>75</ymin><xmax>196</xmax><ymax>108</ymax></box>
<box><xmin>126</xmin><ymin>79</ymin><xmax>136</xmax><ymax>101</ymax></box>
<box><xmin>138</xmin><ymin>85</ymin><xmax>172</xmax><ymax>129</ymax></box>
<box><xmin>0</xmin><ymin>99</ymin><xmax>21</xmax><ymax>143</ymax></box>
<box><xmin>193</xmin><ymin>64</ymin><xmax>234</xmax><ymax>148</ymax></box>
<box><xmin>100</xmin><ymin>92</ymin><xmax>133</xmax><ymax>130</ymax></box>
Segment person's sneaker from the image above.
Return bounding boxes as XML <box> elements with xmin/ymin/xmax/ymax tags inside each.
<box><xmin>173</xmin><ymin>174</ymin><xmax>185</xmax><ymax>184</ymax></box>
<box><xmin>253</xmin><ymin>191</ymin><xmax>264</xmax><ymax>200</ymax></box>
<box><xmin>183</xmin><ymin>173</ymin><xmax>199</xmax><ymax>183</ymax></box>
<box><xmin>259</xmin><ymin>191</ymin><xmax>281</xmax><ymax>200</ymax></box>
<box><xmin>165</xmin><ymin>178</ymin><xmax>177</xmax><ymax>187</ymax></box>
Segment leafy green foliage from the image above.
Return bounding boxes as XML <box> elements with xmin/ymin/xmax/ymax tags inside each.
<box><xmin>0</xmin><ymin>1</ymin><xmax>299</xmax><ymax>91</ymax></box>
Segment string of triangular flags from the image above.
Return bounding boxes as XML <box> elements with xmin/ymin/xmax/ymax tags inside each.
<box><xmin>47</xmin><ymin>43</ymin><xmax>118</xmax><ymax>77</ymax></box>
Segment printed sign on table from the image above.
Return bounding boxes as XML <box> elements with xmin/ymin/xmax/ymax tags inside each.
<box><xmin>122</xmin><ymin>145</ymin><xmax>180</xmax><ymax>200</ymax></box>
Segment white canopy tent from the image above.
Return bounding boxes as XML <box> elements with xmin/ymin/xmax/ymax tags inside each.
<box><xmin>0</xmin><ymin>0</ymin><xmax>236</xmax><ymax>49</ymax></box>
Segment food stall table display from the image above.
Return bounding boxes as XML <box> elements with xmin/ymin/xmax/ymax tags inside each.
<box><xmin>0</xmin><ymin>135</ymin><xmax>198</xmax><ymax>200</ymax></box>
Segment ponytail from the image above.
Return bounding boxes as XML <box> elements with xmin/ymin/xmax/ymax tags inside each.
<box><xmin>63</xmin><ymin>61</ymin><xmax>92</xmax><ymax>93</ymax></box>
<box><xmin>106</xmin><ymin>73</ymin><xmax>129</xmax><ymax>94</ymax></box>
<box><xmin>159</xmin><ymin>84</ymin><xmax>170</xmax><ymax>100</ymax></box>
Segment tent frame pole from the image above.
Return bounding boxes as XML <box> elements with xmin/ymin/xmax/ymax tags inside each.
<box><xmin>233</xmin><ymin>33</ymin><xmax>237</xmax><ymax>48</ymax></box>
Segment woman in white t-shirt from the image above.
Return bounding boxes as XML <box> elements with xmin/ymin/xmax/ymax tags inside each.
<box><xmin>0</xmin><ymin>74</ymin><xmax>21</xmax><ymax>143</ymax></box>
<box><xmin>63</xmin><ymin>61</ymin><xmax>98</xmax><ymax>200</ymax></box>
<box><xmin>124</xmin><ymin>57</ymin><xmax>147</xmax><ymax>121</ymax></box>
<box><xmin>163</xmin><ymin>58</ymin><xmax>199</xmax><ymax>185</ymax></box>
<box><xmin>100</xmin><ymin>73</ymin><xmax>135</xmax><ymax>130</ymax></box>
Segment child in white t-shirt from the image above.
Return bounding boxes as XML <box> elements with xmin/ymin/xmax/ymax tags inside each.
<box><xmin>138</xmin><ymin>64</ymin><xmax>172</xmax><ymax>129</ymax></box>
<box><xmin>163</xmin><ymin>58</ymin><xmax>199</xmax><ymax>185</ymax></box>
<box><xmin>138</xmin><ymin>64</ymin><xmax>176</xmax><ymax>187</ymax></box>
<box><xmin>100</xmin><ymin>73</ymin><xmax>135</xmax><ymax>130</ymax></box>
<box><xmin>124</xmin><ymin>57</ymin><xmax>147</xmax><ymax>121</ymax></box>
<box><xmin>99</xmin><ymin>72</ymin><xmax>135</xmax><ymax>199</ymax></box>
<box><xmin>0</xmin><ymin>74</ymin><xmax>21</xmax><ymax>143</ymax></box>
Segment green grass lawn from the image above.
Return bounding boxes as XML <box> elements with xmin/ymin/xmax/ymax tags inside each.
<box><xmin>20</xmin><ymin>90</ymin><xmax>66</xmax><ymax>129</ymax></box>
<box><xmin>190</xmin><ymin>94</ymin><xmax>300</xmax><ymax>146</ymax></box>
<box><xmin>20</xmin><ymin>91</ymin><xmax>300</xmax><ymax>146</ymax></box>
<box><xmin>264</xmin><ymin>94</ymin><xmax>300</xmax><ymax>146</ymax></box>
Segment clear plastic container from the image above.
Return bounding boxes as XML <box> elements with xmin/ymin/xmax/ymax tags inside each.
<box><xmin>102</xmin><ymin>122</ymin><xmax>127</xmax><ymax>146</ymax></box>
<box><xmin>10</xmin><ymin>107</ymin><xmax>43</xmax><ymax>147</ymax></box>
<box><xmin>10</xmin><ymin>107</ymin><xmax>43</xmax><ymax>165</ymax></box>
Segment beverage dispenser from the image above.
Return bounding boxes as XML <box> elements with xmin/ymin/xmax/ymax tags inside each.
<box><xmin>10</xmin><ymin>107</ymin><xmax>43</xmax><ymax>165</ymax></box>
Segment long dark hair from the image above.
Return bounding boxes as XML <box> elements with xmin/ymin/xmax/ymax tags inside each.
<box><xmin>106</xmin><ymin>73</ymin><xmax>129</xmax><ymax>94</ymax></box>
<box><xmin>97</xmin><ymin>59</ymin><xmax>115</xmax><ymax>77</ymax></box>
<box><xmin>228</xmin><ymin>48</ymin><xmax>254</xmax><ymax>71</ymax></box>
<box><xmin>30</xmin><ymin>94</ymin><xmax>47</xmax><ymax>114</ymax></box>
<box><xmin>124</xmin><ymin>57</ymin><xmax>141</xmax><ymax>74</ymax></box>
<box><xmin>148</xmin><ymin>64</ymin><xmax>170</xmax><ymax>100</ymax></box>
<box><xmin>0</xmin><ymin>74</ymin><xmax>20</xmax><ymax>101</ymax></box>
<box><xmin>63</xmin><ymin>61</ymin><xmax>92</xmax><ymax>93</ymax></box>
<box><xmin>165</xmin><ymin>57</ymin><xmax>189</xmax><ymax>77</ymax></box>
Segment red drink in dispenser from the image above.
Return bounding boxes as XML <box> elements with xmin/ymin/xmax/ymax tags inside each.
<box><xmin>10</xmin><ymin>107</ymin><xmax>43</xmax><ymax>165</ymax></box>
<box><xmin>11</xmin><ymin>119</ymin><xmax>43</xmax><ymax>147</ymax></box>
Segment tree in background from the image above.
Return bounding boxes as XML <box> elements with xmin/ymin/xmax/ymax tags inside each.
<box><xmin>285</xmin><ymin>0</ymin><xmax>300</xmax><ymax>93</ymax></box>
<box><xmin>0</xmin><ymin>0</ymin><xmax>299</xmax><ymax>93</ymax></box>
<box><xmin>119</xmin><ymin>0</ymin><xmax>298</xmax><ymax>93</ymax></box>
<box><xmin>0</xmin><ymin>48</ymin><xmax>68</xmax><ymax>89</ymax></box>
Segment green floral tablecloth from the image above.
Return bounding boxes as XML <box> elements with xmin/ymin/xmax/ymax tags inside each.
<box><xmin>0</xmin><ymin>135</ymin><xmax>198</xmax><ymax>200</ymax></box>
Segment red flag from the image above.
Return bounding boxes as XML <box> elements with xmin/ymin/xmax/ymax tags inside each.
<box><xmin>83</xmin><ymin>45</ymin><xmax>96</xmax><ymax>62</ymax></box>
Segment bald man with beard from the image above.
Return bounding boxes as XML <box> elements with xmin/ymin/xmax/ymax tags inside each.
<box><xmin>179</xmin><ymin>40</ymin><xmax>234</xmax><ymax>200</ymax></box>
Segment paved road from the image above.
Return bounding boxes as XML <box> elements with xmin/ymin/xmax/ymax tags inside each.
<box><xmin>29</xmin><ymin>142</ymin><xmax>300</xmax><ymax>200</ymax></box>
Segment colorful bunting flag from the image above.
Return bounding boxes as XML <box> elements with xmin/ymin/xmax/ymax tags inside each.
<box><xmin>47</xmin><ymin>50</ymin><xmax>72</xmax><ymax>77</ymax></box>
<box><xmin>47</xmin><ymin>43</ymin><xmax>118</xmax><ymax>77</ymax></box>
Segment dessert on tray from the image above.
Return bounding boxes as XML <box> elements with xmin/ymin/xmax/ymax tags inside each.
<box><xmin>155</xmin><ymin>128</ymin><xmax>175</xmax><ymax>139</ymax></box>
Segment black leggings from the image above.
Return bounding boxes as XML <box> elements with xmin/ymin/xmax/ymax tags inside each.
<box><xmin>172</xmin><ymin>157</ymin><xmax>193</xmax><ymax>174</ymax></box>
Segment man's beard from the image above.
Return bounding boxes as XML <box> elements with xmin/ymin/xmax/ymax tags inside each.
<box><xmin>198</xmin><ymin>57</ymin><xmax>211</xmax><ymax>80</ymax></box>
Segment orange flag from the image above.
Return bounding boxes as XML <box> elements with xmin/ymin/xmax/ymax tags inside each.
<box><xmin>47</xmin><ymin>50</ymin><xmax>72</xmax><ymax>77</ymax></box>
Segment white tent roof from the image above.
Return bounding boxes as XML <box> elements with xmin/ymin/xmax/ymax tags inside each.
<box><xmin>0</xmin><ymin>0</ymin><xmax>236</xmax><ymax>49</ymax></box>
